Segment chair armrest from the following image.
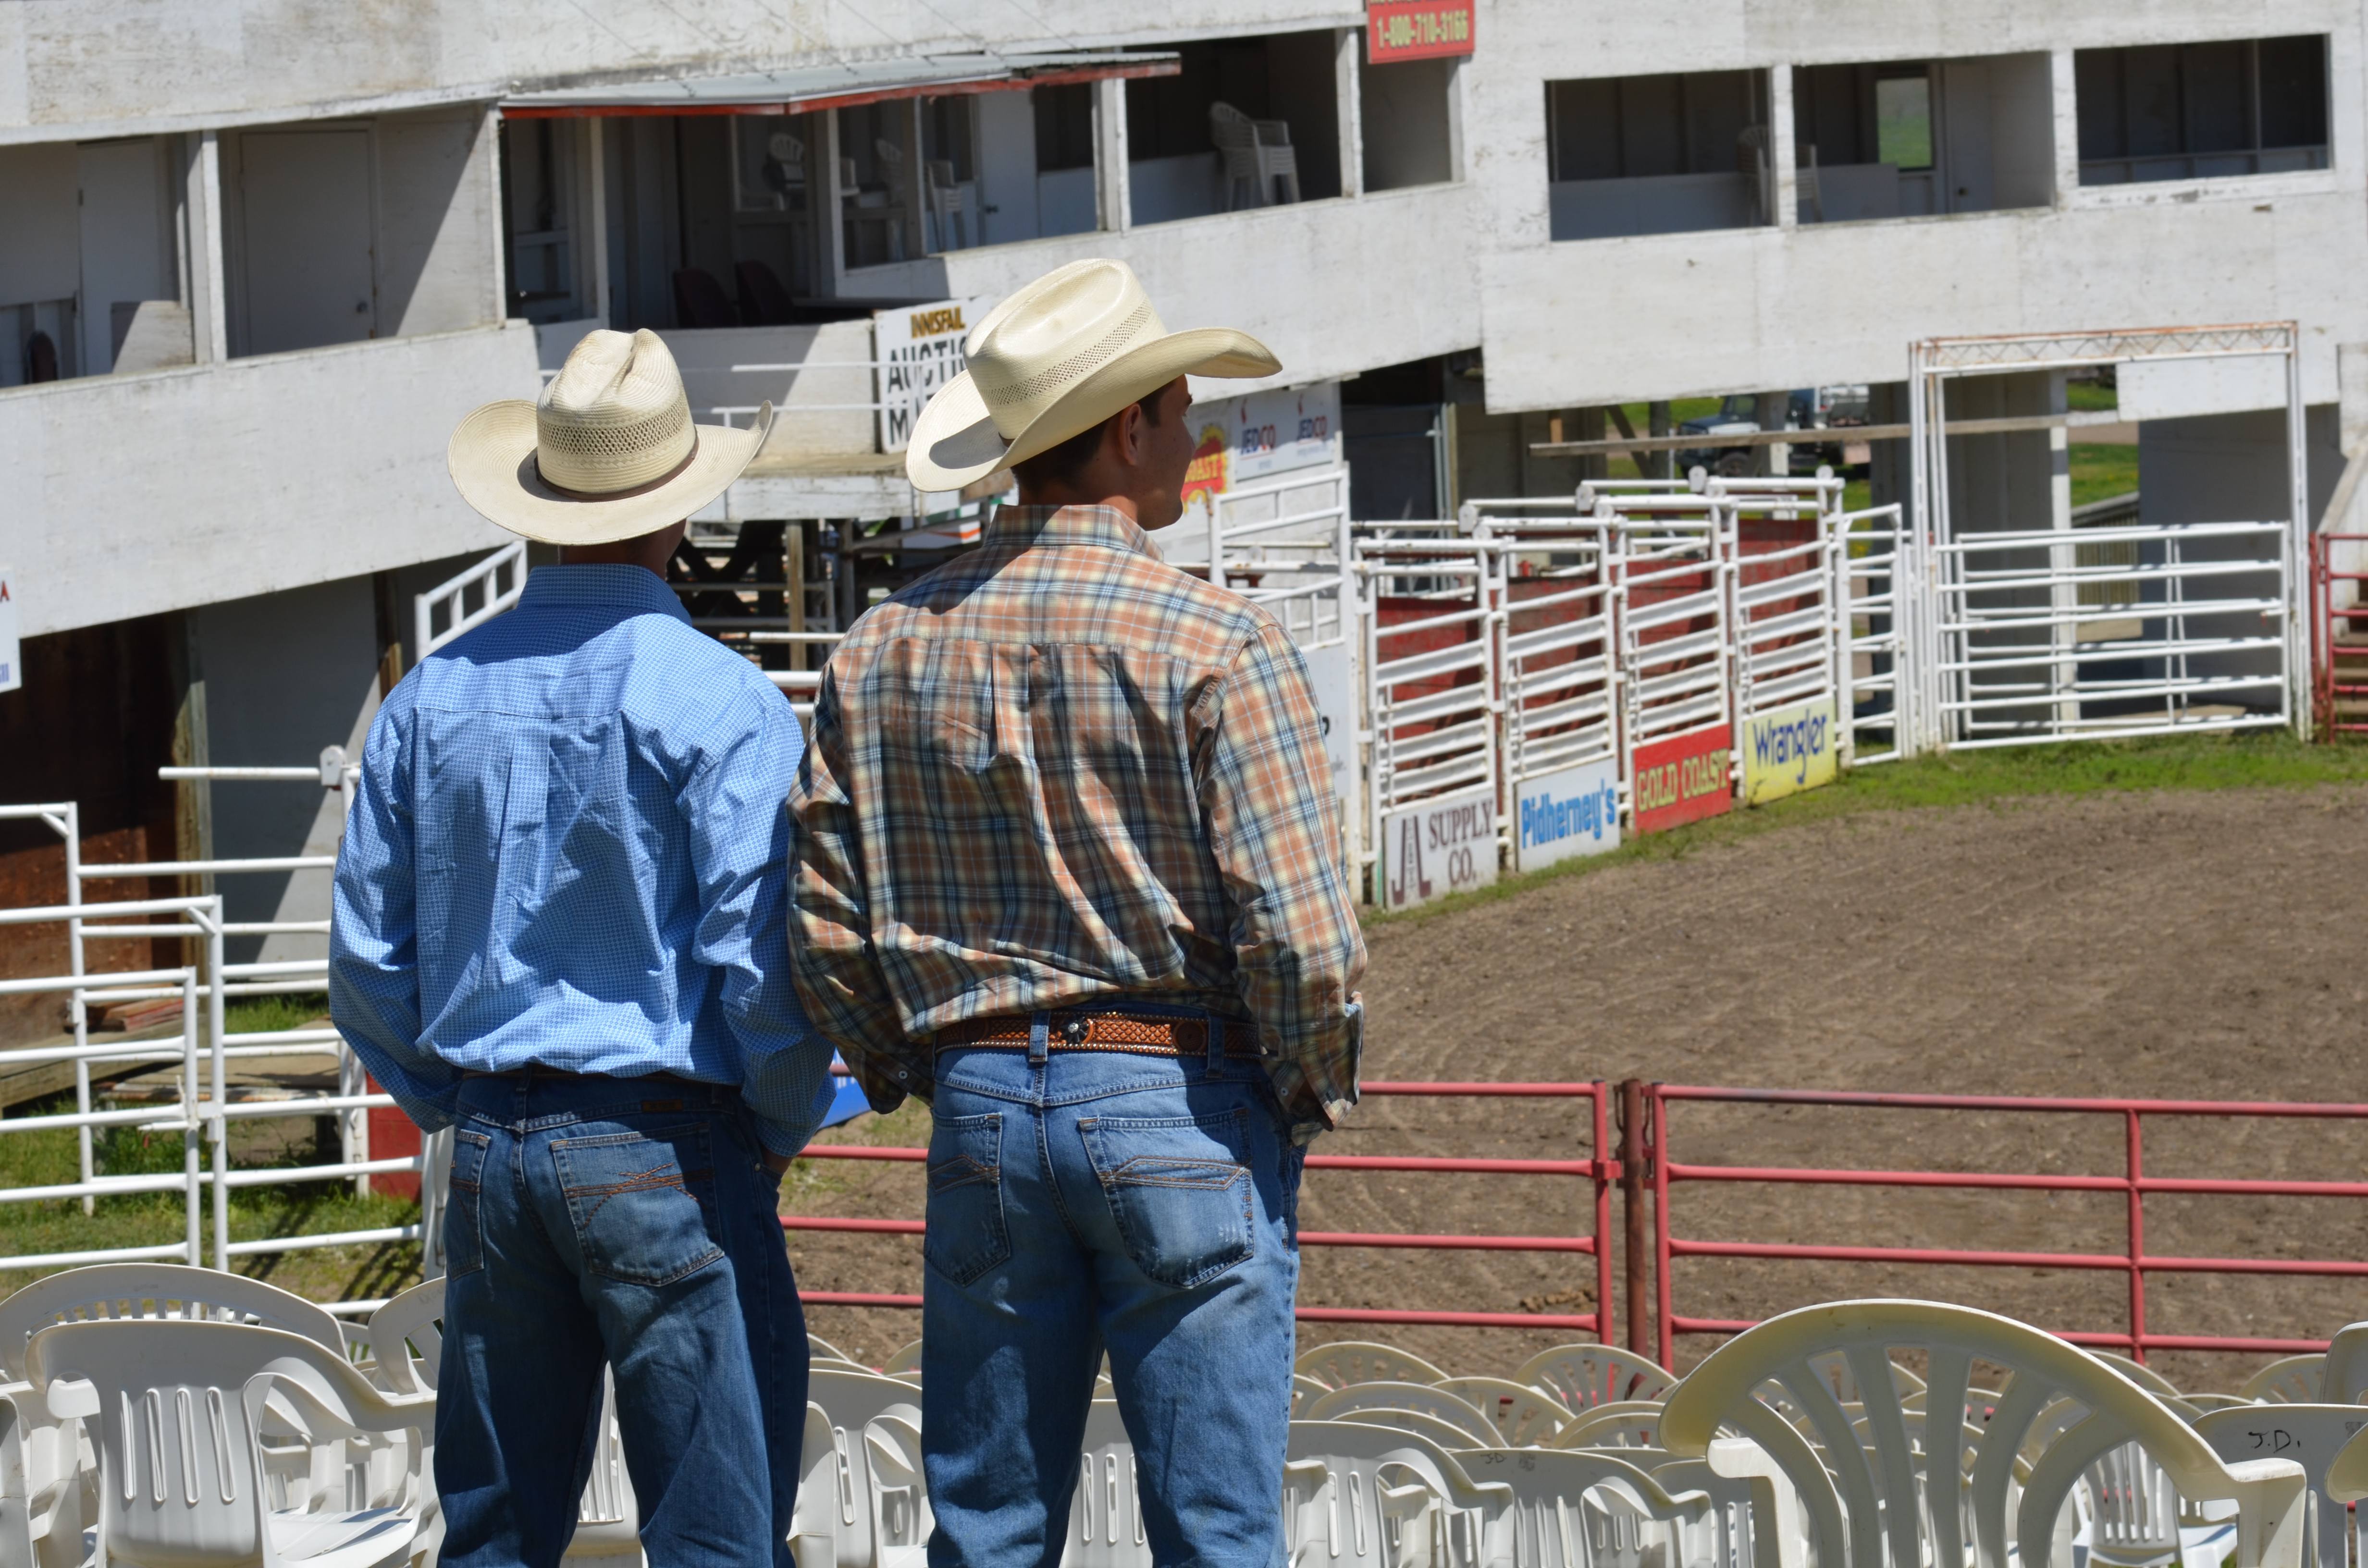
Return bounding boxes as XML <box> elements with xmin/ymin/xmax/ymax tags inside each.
<box><xmin>1253</xmin><ymin>118</ymin><xmax>1293</xmax><ymax>142</ymax></box>
<box><xmin>2329</xmin><ymin>1425</ymin><xmax>2368</xmax><ymax>1505</ymax></box>
<box><xmin>42</xmin><ymin>1384</ymin><xmax>94</xmax><ymax>1424</ymax></box>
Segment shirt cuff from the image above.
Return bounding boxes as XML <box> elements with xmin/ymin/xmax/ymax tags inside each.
<box><xmin>752</xmin><ymin>1074</ymin><xmax>840</xmax><ymax>1159</ymax></box>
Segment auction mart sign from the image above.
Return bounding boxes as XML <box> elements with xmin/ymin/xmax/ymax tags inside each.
<box><xmin>1740</xmin><ymin>696</ymin><xmax>1839</xmax><ymax>807</ymax></box>
<box><xmin>1630</xmin><ymin>726</ymin><xmax>1734</xmax><ymax>835</ymax></box>
<box><xmin>1381</xmin><ymin>784</ymin><xmax>1497</xmax><ymax>910</ymax></box>
<box><xmin>1511</xmin><ymin>757</ymin><xmax>1620</xmax><ymax>873</ymax></box>
<box><xmin>874</xmin><ymin>297</ymin><xmax>989</xmax><ymax>453</ymax></box>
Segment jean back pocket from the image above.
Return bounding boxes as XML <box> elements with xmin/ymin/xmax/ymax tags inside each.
<box><xmin>548</xmin><ymin>1122</ymin><xmax>726</xmax><ymax>1287</ymax></box>
<box><xmin>923</xmin><ymin>1112</ymin><xmax>1010</xmax><ymax>1286</ymax></box>
<box><xmin>444</xmin><ymin>1127</ymin><xmax>493</xmax><ymax>1279</ymax></box>
<box><xmin>1078</xmin><ymin>1109</ymin><xmax>1254</xmax><ymax>1290</ymax></box>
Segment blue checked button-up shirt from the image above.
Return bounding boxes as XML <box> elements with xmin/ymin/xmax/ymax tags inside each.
<box><xmin>330</xmin><ymin>564</ymin><xmax>835</xmax><ymax>1156</ymax></box>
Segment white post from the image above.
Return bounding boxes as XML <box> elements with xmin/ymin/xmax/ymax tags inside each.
<box><xmin>818</xmin><ymin>110</ymin><xmax>848</xmax><ymax>298</ymax></box>
<box><xmin>482</xmin><ymin>107</ymin><xmax>507</xmax><ymax>326</ymax></box>
<box><xmin>52</xmin><ymin>806</ymin><xmax>96</xmax><ymax>1214</ymax></box>
<box><xmin>1094</xmin><ymin>77</ymin><xmax>1131</xmax><ymax>232</ymax></box>
<box><xmin>182</xmin><ymin>969</ymin><xmax>201</xmax><ymax>1266</ymax></box>
<box><xmin>587</xmin><ymin>118</ymin><xmax>611</xmax><ymax>327</ymax></box>
<box><xmin>1768</xmin><ymin>65</ymin><xmax>1798</xmax><ymax>230</ymax></box>
<box><xmin>205</xmin><ymin>900</ymin><xmax>228</xmax><ymax>1271</ymax></box>
<box><xmin>188</xmin><ymin>132</ymin><xmax>230</xmax><ymax>363</ymax></box>
<box><xmin>2288</xmin><ymin>332</ymin><xmax>2311</xmax><ymax>735</ymax></box>
<box><xmin>1336</xmin><ymin>29</ymin><xmax>1364</xmax><ymax>199</ymax></box>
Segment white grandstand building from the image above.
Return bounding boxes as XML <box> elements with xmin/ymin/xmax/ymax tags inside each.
<box><xmin>4</xmin><ymin>0</ymin><xmax>2367</xmax><ymax>1035</ymax></box>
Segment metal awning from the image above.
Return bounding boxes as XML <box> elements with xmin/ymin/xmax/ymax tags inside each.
<box><xmin>502</xmin><ymin>50</ymin><xmax>1176</xmax><ymax>118</ymax></box>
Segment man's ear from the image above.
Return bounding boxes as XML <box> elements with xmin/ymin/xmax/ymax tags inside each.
<box><xmin>1114</xmin><ymin>400</ymin><xmax>1147</xmax><ymax>467</ymax></box>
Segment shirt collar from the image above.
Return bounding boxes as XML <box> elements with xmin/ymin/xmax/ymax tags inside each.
<box><xmin>982</xmin><ymin>504</ymin><xmax>1160</xmax><ymax>560</ymax></box>
<box><xmin>517</xmin><ymin>564</ymin><xmax>692</xmax><ymax>624</ymax></box>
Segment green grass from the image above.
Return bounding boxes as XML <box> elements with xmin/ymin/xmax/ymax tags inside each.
<box><xmin>2070</xmin><ymin>444</ymin><xmax>2140</xmax><ymax>509</ymax></box>
<box><xmin>2067</xmin><ymin>381</ymin><xmax>2120</xmax><ymax>413</ymax></box>
<box><xmin>224</xmin><ymin>992</ymin><xmax>329</xmax><ymax>1034</ymax></box>
<box><xmin>1371</xmin><ymin>732</ymin><xmax>2368</xmax><ymax>927</ymax></box>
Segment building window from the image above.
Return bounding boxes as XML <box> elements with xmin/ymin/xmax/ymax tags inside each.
<box><xmin>1791</xmin><ymin>55</ymin><xmax>2053</xmax><ymax>223</ymax></box>
<box><xmin>1125</xmin><ymin>34</ymin><xmax>1342</xmax><ymax>226</ymax></box>
<box><xmin>1544</xmin><ymin>70</ymin><xmax>1769</xmax><ymax>241</ymax></box>
<box><xmin>503</xmin><ymin>119</ymin><xmax>578</xmax><ymax>322</ymax></box>
<box><xmin>2075</xmin><ymin>36</ymin><xmax>2328</xmax><ymax>185</ymax></box>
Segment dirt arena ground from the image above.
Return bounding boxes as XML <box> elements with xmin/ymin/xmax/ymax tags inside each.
<box><xmin>789</xmin><ymin>783</ymin><xmax>2368</xmax><ymax>1391</ymax></box>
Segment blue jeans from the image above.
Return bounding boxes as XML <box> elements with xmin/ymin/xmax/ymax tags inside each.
<box><xmin>920</xmin><ymin>1026</ymin><xmax>1305</xmax><ymax>1568</ymax></box>
<box><xmin>436</xmin><ymin>1070</ymin><xmax>804</xmax><ymax>1568</ymax></box>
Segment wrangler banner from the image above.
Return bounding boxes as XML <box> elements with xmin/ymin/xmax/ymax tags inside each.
<box><xmin>1740</xmin><ymin>696</ymin><xmax>1839</xmax><ymax>807</ymax></box>
<box><xmin>1630</xmin><ymin>727</ymin><xmax>1734</xmax><ymax>835</ymax></box>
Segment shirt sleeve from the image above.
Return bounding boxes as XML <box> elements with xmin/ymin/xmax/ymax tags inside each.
<box><xmin>1193</xmin><ymin>618</ymin><xmax>1369</xmax><ymax>1139</ymax></box>
<box><xmin>684</xmin><ymin>683</ymin><xmax>840</xmax><ymax>1158</ymax></box>
<box><xmin>786</xmin><ymin>663</ymin><xmax>918</xmax><ymax>1115</ymax></box>
<box><xmin>329</xmin><ymin>688</ymin><xmax>459</xmax><ymax>1132</ymax></box>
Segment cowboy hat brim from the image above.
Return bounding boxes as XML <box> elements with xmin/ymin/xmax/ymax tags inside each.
<box><xmin>448</xmin><ymin>400</ymin><xmax>776</xmax><ymax>546</ymax></box>
<box><xmin>906</xmin><ymin>327</ymin><xmax>1278</xmax><ymax>493</ymax></box>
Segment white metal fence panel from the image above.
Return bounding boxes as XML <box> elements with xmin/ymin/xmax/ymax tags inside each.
<box><xmin>1613</xmin><ymin>516</ymin><xmax>1733</xmax><ymax>761</ymax></box>
<box><xmin>416</xmin><ymin>541</ymin><xmax>527</xmax><ymax>659</ymax></box>
<box><xmin>1834</xmin><ymin>504</ymin><xmax>1910</xmax><ymax>764</ymax></box>
<box><xmin>1931</xmin><ymin>519</ymin><xmax>2293</xmax><ymax>747</ymax></box>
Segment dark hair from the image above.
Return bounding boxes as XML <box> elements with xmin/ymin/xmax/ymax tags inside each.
<box><xmin>1010</xmin><ymin>391</ymin><xmax>1163</xmax><ymax>492</ymax></box>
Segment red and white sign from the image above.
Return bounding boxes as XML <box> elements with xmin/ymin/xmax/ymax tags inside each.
<box><xmin>1367</xmin><ymin>0</ymin><xmax>1474</xmax><ymax>63</ymax></box>
<box><xmin>1630</xmin><ymin>727</ymin><xmax>1735</xmax><ymax>836</ymax></box>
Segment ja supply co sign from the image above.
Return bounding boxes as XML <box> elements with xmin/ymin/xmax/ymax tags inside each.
<box><xmin>875</xmin><ymin>297</ymin><xmax>988</xmax><ymax>453</ymax></box>
<box><xmin>1512</xmin><ymin>758</ymin><xmax>1620</xmax><ymax>873</ymax></box>
<box><xmin>1381</xmin><ymin>785</ymin><xmax>1496</xmax><ymax>910</ymax></box>
<box><xmin>1740</xmin><ymin>696</ymin><xmax>1838</xmax><ymax>807</ymax></box>
<box><xmin>1630</xmin><ymin>726</ymin><xmax>1733</xmax><ymax>835</ymax></box>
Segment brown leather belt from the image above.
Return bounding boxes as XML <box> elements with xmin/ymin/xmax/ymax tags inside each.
<box><xmin>935</xmin><ymin>1010</ymin><xmax>1266</xmax><ymax>1058</ymax></box>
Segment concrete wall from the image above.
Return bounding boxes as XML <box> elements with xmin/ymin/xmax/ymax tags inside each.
<box><xmin>0</xmin><ymin>2</ymin><xmax>1366</xmax><ymax>142</ymax></box>
<box><xmin>0</xmin><ymin>321</ymin><xmax>530</xmax><ymax>637</ymax></box>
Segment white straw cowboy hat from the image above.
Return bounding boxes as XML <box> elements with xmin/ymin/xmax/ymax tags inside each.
<box><xmin>448</xmin><ymin>328</ymin><xmax>773</xmax><ymax>545</ymax></box>
<box><xmin>907</xmin><ymin>258</ymin><xmax>1279</xmax><ymax>492</ymax></box>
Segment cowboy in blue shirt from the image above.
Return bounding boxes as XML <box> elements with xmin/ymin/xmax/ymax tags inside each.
<box><xmin>332</xmin><ymin>330</ymin><xmax>828</xmax><ymax>1568</ymax></box>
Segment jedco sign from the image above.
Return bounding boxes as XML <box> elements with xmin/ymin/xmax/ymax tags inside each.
<box><xmin>1381</xmin><ymin>786</ymin><xmax>1496</xmax><ymax>910</ymax></box>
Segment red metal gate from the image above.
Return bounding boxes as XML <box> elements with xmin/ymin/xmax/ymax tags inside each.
<box><xmin>789</xmin><ymin>1079</ymin><xmax>1615</xmax><ymax>1339</ymax></box>
<box><xmin>1643</xmin><ymin>1084</ymin><xmax>2368</xmax><ymax>1367</ymax></box>
<box><xmin>2312</xmin><ymin>532</ymin><xmax>2368</xmax><ymax>734</ymax></box>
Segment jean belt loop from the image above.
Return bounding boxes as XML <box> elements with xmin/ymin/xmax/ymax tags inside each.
<box><xmin>1028</xmin><ymin>1012</ymin><xmax>1050</xmax><ymax>1066</ymax></box>
<box><xmin>1206</xmin><ymin>1010</ymin><xmax>1225</xmax><ymax>1073</ymax></box>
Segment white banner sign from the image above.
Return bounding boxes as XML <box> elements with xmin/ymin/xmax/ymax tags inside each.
<box><xmin>1511</xmin><ymin>757</ymin><xmax>1620</xmax><ymax>872</ymax></box>
<box><xmin>0</xmin><ymin>567</ymin><xmax>18</xmax><ymax>695</ymax></box>
<box><xmin>1381</xmin><ymin>785</ymin><xmax>1497</xmax><ymax>910</ymax></box>
<box><xmin>875</xmin><ymin>298</ymin><xmax>988</xmax><ymax>454</ymax></box>
<box><xmin>1180</xmin><ymin>380</ymin><xmax>1342</xmax><ymax>531</ymax></box>
<box><xmin>1299</xmin><ymin>639</ymin><xmax>1357</xmax><ymax>814</ymax></box>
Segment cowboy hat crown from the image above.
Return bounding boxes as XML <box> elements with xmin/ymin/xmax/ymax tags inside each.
<box><xmin>906</xmin><ymin>258</ymin><xmax>1280</xmax><ymax>492</ymax></box>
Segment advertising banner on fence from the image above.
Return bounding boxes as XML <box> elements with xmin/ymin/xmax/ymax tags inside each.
<box><xmin>0</xmin><ymin>567</ymin><xmax>16</xmax><ymax>695</ymax></box>
<box><xmin>875</xmin><ymin>297</ymin><xmax>989</xmax><ymax>453</ymax></box>
<box><xmin>1381</xmin><ymin>785</ymin><xmax>1497</xmax><ymax>910</ymax></box>
<box><xmin>1740</xmin><ymin>696</ymin><xmax>1839</xmax><ymax>807</ymax></box>
<box><xmin>1512</xmin><ymin>758</ymin><xmax>1621</xmax><ymax>873</ymax></box>
<box><xmin>1178</xmin><ymin>381</ymin><xmax>1342</xmax><ymax>533</ymax></box>
<box><xmin>1631</xmin><ymin>726</ymin><xmax>1734</xmax><ymax>835</ymax></box>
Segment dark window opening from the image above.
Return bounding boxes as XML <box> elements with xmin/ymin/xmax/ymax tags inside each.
<box><xmin>2075</xmin><ymin>36</ymin><xmax>2327</xmax><ymax>184</ymax></box>
<box><xmin>1543</xmin><ymin>70</ymin><xmax>1769</xmax><ymax>241</ymax></box>
<box><xmin>1791</xmin><ymin>55</ymin><xmax>2054</xmax><ymax>223</ymax></box>
<box><xmin>1125</xmin><ymin>33</ymin><xmax>1341</xmax><ymax>225</ymax></box>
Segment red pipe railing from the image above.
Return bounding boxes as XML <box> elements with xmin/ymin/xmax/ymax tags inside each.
<box><xmin>1645</xmin><ymin>1084</ymin><xmax>2368</xmax><ymax>1367</ymax></box>
<box><xmin>788</xmin><ymin>1079</ymin><xmax>1616</xmax><ymax>1336</ymax></box>
<box><xmin>2313</xmin><ymin>533</ymin><xmax>2368</xmax><ymax>735</ymax></box>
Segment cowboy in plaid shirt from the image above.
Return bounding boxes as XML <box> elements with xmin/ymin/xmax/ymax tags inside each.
<box><xmin>787</xmin><ymin>259</ymin><xmax>1364</xmax><ymax>1568</ymax></box>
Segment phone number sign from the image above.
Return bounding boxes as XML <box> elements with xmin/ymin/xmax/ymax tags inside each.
<box><xmin>1367</xmin><ymin>0</ymin><xmax>1473</xmax><ymax>62</ymax></box>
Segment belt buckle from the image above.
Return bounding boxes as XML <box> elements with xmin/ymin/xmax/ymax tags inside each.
<box><xmin>1060</xmin><ymin>1017</ymin><xmax>1091</xmax><ymax>1046</ymax></box>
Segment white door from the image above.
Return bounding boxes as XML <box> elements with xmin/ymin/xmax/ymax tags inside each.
<box><xmin>77</xmin><ymin>139</ymin><xmax>168</xmax><ymax>374</ymax></box>
<box><xmin>239</xmin><ymin>130</ymin><xmax>375</xmax><ymax>355</ymax></box>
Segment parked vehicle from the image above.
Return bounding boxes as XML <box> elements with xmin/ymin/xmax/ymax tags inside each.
<box><xmin>1677</xmin><ymin>385</ymin><xmax>1872</xmax><ymax>477</ymax></box>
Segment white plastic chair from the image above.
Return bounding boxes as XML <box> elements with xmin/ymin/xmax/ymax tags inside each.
<box><xmin>2318</xmin><ymin>1323</ymin><xmax>2368</xmax><ymax>1405</ymax></box>
<box><xmin>1550</xmin><ymin>1400</ymin><xmax>1667</xmax><ymax>1450</ymax></box>
<box><xmin>880</xmin><ymin>1341</ymin><xmax>922</xmax><ymax>1380</ymax></box>
<box><xmin>1461</xmin><ymin>1446</ymin><xmax>1711</xmax><ymax>1568</ymax></box>
<box><xmin>1438</xmin><ymin>1376</ymin><xmax>1571</xmax><ymax>1447</ymax></box>
<box><xmin>1652</xmin><ymin>1452</ymin><xmax>1808</xmax><ymax>1568</ymax></box>
<box><xmin>1283</xmin><ymin>1420</ymin><xmax>1511</xmax><ymax>1568</ymax></box>
<box><xmin>1336</xmin><ymin>1407</ymin><xmax>1501</xmax><ymax>1455</ymax></box>
<box><xmin>809</xmin><ymin>1335</ymin><xmax>852</xmax><ymax>1364</ymax></box>
<box><xmin>862</xmin><ymin>1412</ymin><xmax>929</xmax><ymax>1568</ymax></box>
<box><xmin>2094</xmin><ymin>1352</ymin><xmax>2185</xmax><ymax>1401</ymax></box>
<box><xmin>560</xmin><ymin>1370</ymin><xmax>639</xmax><ymax>1562</ymax></box>
<box><xmin>1303</xmin><ymin>1383</ymin><xmax>1500</xmax><ymax>1449</ymax></box>
<box><xmin>31</xmin><ymin>1319</ymin><xmax>430</xmax><ymax>1568</ymax></box>
<box><xmin>2194</xmin><ymin>1404</ymin><xmax>2368</xmax><ymax>1568</ymax></box>
<box><xmin>2239</xmin><ymin>1358</ymin><xmax>2319</xmax><ymax>1405</ymax></box>
<box><xmin>363</xmin><ymin>1282</ymin><xmax>443</xmax><ymax>1398</ymax></box>
<box><xmin>2322</xmin><ymin>1426</ymin><xmax>2368</xmax><ymax>1568</ymax></box>
<box><xmin>1066</xmin><ymin>1399</ymin><xmax>1146</xmax><ymax>1568</ymax></box>
<box><xmin>790</xmin><ymin>1403</ymin><xmax>839</xmax><ymax>1568</ymax></box>
<box><xmin>1657</xmin><ymin>1300</ymin><xmax>2309</xmax><ymax>1568</ymax></box>
<box><xmin>1517</xmin><ymin>1344</ymin><xmax>1680</xmax><ymax>1411</ymax></box>
<box><xmin>924</xmin><ymin>160</ymin><xmax>968</xmax><ymax>251</ymax></box>
<box><xmin>1295</xmin><ymin>1342</ymin><xmax>1447</xmax><ymax>1391</ymax></box>
<box><xmin>1291</xmin><ymin>1374</ymin><xmax>1325</xmax><ymax>1416</ymax></box>
<box><xmin>1208</xmin><ymin>101</ymin><xmax>1300</xmax><ymax>210</ymax></box>
<box><xmin>807</xmin><ymin>1369</ymin><xmax>925</xmax><ymax>1568</ymax></box>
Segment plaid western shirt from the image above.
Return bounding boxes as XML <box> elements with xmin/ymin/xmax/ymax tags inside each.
<box><xmin>787</xmin><ymin>503</ymin><xmax>1366</xmax><ymax>1138</ymax></box>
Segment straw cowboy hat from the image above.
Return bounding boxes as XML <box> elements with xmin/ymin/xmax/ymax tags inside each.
<box><xmin>448</xmin><ymin>328</ymin><xmax>773</xmax><ymax>545</ymax></box>
<box><xmin>907</xmin><ymin>258</ymin><xmax>1279</xmax><ymax>492</ymax></box>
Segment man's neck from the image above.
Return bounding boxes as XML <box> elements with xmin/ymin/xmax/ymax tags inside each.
<box><xmin>1013</xmin><ymin>490</ymin><xmax>1140</xmax><ymax>520</ymax></box>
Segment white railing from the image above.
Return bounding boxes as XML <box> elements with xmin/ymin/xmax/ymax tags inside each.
<box><xmin>416</xmin><ymin>541</ymin><xmax>528</xmax><ymax>659</ymax></box>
